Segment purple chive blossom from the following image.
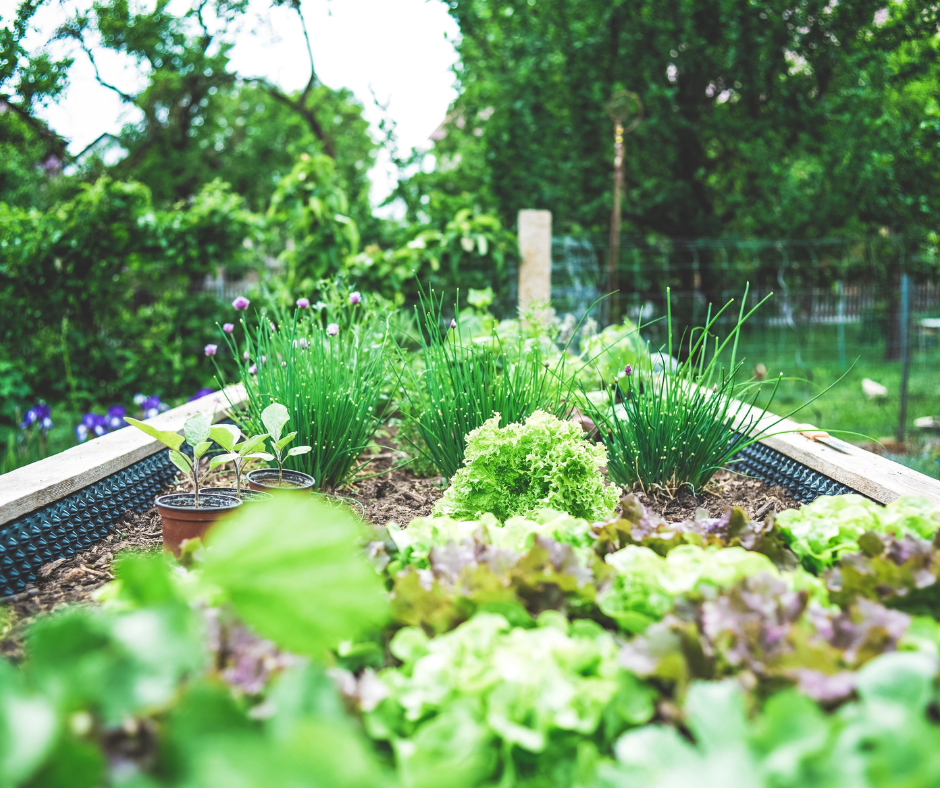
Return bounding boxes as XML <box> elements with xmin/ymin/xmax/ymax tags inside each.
<box><xmin>243</xmin><ymin>350</ymin><xmax>250</xmax><ymax>360</ymax></box>
<box><xmin>296</xmin><ymin>297</ymin><xmax>310</xmax><ymax>309</ymax></box>
<box><xmin>624</xmin><ymin>364</ymin><xmax>633</xmax><ymax>377</ymax></box>
<box><xmin>232</xmin><ymin>296</ymin><xmax>250</xmax><ymax>311</ymax></box>
<box><xmin>248</xmin><ymin>364</ymin><xmax>257</xmax><ymax>375</ymax></box>
<box><xmin>205</xmin><ymin>344</ymin><xmax>218</xmax><ymax>357</ymax></box>
<box><xmin>450</xmin><ymin>319</ymin><xmax>457</xmax><ymax>329</ymax></box>
<box><xmin>223</xmin><ymin>322</ymin><xmax>235</xmax><ymax>334</ymax></box>
<box><xmin>327</xmin><ymin>323</ymin><xmax>339</xmax><ymax>337</ymax></box>
<box><xmin>349</xmin><ymin>291</ymin><xmax>361</xmax><ymax>305</ymax></box>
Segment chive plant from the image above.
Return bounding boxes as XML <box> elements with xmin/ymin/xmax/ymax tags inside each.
<box><xmin>401</xmin><ymin>289</ymin><xmax>579</xmax><ymax>479</ymax></box>
<box><xmin>217</xmin><ymin>307</ymin><xmax>392</xmax><ymax>491</ymax></box>
<box><xmin>584</xmin><ymin>286</ymin><xmax>839</xmax><ymax>495</ymax></box>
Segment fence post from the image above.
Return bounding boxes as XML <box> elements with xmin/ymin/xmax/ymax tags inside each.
<box><xmin>897</xmin><ymin>272</ymin><xmax>912</xmax><ymax>443</ymax></box>
<box><xmin>518</xmin><ymin>210</ymin><xmax>552</xmax><ymax>308</ymax></box>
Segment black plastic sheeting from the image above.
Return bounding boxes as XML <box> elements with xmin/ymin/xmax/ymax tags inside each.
<box><xmin>0</xmin><ymin>451</ymin><xmax>178</xmax><ymax>597</ymax></box>
<box><xmin>1</xmin><ymin>440</ymin><xmax>858</xmax><ymax>598</ymax></box>
<box><xmin>730</xmin><ymin>441</ymin><xmax>856</xmax><ymax>502</ymax></box>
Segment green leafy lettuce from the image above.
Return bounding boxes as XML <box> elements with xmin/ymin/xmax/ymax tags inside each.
<box><xmin>434</xmin><ymin>410</ymin><xmax>621</xmax><ymax>521</ymax></box>
<box><xmin>776</xmin><ymin>494</ymin><xmax>940</xmax><ymax>572</ymax></box>
<box><xmin>364</xmin><ymin>612</ymin><xmax>655</xmax><ymax>785</ymax></box>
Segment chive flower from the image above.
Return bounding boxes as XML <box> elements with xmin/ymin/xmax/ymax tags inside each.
<box><xmin>232</xmin><ymin>296</ymin><xmax>250</xmax><ymax>310</ymax></box>
<box><xmin>349</xmin><ymin>291</ymin><xmax>361</xmax><ymax>305</ymax></box>
<box><xmin>624</xmin><ymin>364</ymin><xmax>633</xmax><ymax>376</ymax></box>
<box><xmin>450</xmin><ymin>319</ymin><xmax>457</xmax><ymax>329</ymax></box>
<box><xmin>296</xmin><ymin>297</ymin><xmax>310</xmax><ymax>309</ymax></box>
<box><xmin>243</xmin><ymin>350</ymin><xmax>250</xmax><ymax>360</ymax></box>
<box><xmin>205</xmin><ymin>344</ymin><xmax>218</xmax><ymax>357</ymax></box>
<box><xmin>327</xmin><ymin>323</ymin><xmax>339</xmax><ymax>336</ymax></box>
<box><xmin>248</xmin><ymin>363</ymin><xmax>257</xmax><ymax>374</ymax></box>
<box><xmin>222</xmin><ymin>323</ymin><xmax>235</xmax><ymax>334</ymax></box>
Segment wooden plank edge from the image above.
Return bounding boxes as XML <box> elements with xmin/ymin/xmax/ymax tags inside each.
<box><xmin>732</xmin><ymin>397</ymin><xmax>940</xmax><ymax>507</ymax></box>
<box><xmin>0</xmin><ymin>384</ymin><xmax>247</xmax><ymax>527</ymax></box>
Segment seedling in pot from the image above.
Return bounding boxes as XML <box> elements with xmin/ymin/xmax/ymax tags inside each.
<box><xmin>126</xmin><ymin>412</ymin><xmax>215</xmax><ymax>506</ymax></box>
<box><xmin>208</xmin><ymin>424</ymin><xmax>273</xmax><ymax>496</ymax></box>
<box><xmin>261</xmin><ymin>402</ymin><xmax>311</xmax><ymax>485</ymax></box>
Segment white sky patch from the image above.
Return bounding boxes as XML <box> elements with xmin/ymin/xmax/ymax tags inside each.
<box><xmin>13</xmin><ymin>0</ymin><xmax>460</xmax><ymax>207</ymax></box>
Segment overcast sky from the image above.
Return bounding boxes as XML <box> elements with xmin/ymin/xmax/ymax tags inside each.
<box><xmin>13</xmin><ymin>0</ymin><xmax>460</xmax><ymax>206</ymax></box>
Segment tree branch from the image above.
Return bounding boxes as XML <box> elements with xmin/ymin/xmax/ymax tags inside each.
<box><xmin>79</xmin><ymin>39</ymin><xmax>137</xmax><ymax>104</ymax></box>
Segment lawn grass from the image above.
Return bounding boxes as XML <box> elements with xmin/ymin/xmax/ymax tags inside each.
<box><xmin>725</xmin><ymin>325</ymin><xmax>940</xmax><ymax>442</ymax></box>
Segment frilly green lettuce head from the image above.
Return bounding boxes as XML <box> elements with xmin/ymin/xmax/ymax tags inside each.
<box><xmin>776</xmin><ymin>494</ymin><xmax>940</xmax><ymax>572</ymax></box>
<box><xmin>434</xmin><ymin>410</ymin><xmax>621</xmax><ymax>521</ymax></box>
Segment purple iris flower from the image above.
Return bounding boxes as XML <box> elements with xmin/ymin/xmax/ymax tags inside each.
<box><xmin>232</xmin><ymin>296</ymin><xmax>250</xmax><ymax>311</ymax></box>
<box><xmin>107</xmin><ymin>405</ymin><xmax>126</xmax><ymax>431</ymax></box>
<box><xmin>75</xmin><ymin>424</ymin><xmax>89</xmax><ymax>443</ymax></box>
<box><xmin>140</xmin><ymin>395</ymin><xmax>167</xmax><ymax>420</ymax></box>
<box><xmin>223</xmin><ymin>323</ymin><xmax>235</xmax><ymax>334</ymax></box>
<box><xmin>188</xmin><ymin>388</ymin><xmax>214</xmax><ymax>402</ymax></box>
<box><xmin>326</xmin><ymin>323</ymin><xmax>339</xmax><ymax>336</ymax></box>
<box><xmin>296</xmin><ymin>297</ymin><xmax>310</xmax><ymax>309</ymax></box>
<box><xmin>349</xmin><ymin>291</ymin><xmax>361</xmax><ymax>305</ymax></box>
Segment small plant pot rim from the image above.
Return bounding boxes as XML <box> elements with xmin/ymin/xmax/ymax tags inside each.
<box><xmin>155</xmin><ymin>492</ymin><xmax>242</xmax><ymax>557</ymax></box>
<box><xmin>246</xmin><ymin>468</ymin><xmax>316</xmax><ymax>492</ymax></box>
<box><xmin>207</xmin><ymin>486</ymin><xmax>273</xmax><ymax>502</ymax></box>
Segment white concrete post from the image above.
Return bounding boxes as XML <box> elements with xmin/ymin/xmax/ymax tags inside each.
<box><xmin>517</xmin><ymin>209</ymin><xmax>552</xmax><ymax>308</ymax></box>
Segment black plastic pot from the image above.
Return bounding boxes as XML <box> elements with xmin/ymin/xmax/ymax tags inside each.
<box><xmin>208</xmin><ymin>486</ymin><xmax>273</xmax><ymax>503</ymax></box>
<box><xmin>245</xmin><ymin>468</ymin><xmax>315</xmax><ymax>493</ymax></box>
<box><xmin>155</xmin><ymin>492</ymin><xmax>241</xmax><ymax>556</ymax></box>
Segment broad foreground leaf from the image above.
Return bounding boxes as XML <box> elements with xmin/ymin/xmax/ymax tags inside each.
<box><xmin>201</xmin><ymin>496</ymin><xmax>388</xmax><ymax>656</ymax></box>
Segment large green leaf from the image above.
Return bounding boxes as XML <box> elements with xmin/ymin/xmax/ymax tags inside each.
<box><xmin>184</xmin><ymin>413</ymin><xmax>213</xmax><ymax>448</ymax></box>
<box><xmin>201</xmin><ymin>496</ymin><xmax>388</xmax><ymax>656</ymax></box>
<box><xmin>209</xmin><ymin>424</ymin><xmax>240</xmax><ymax>453</ymax></box>
<box><xmin>261</xmin><ymin>402</ymin><xmax>290</xmax><ymax>443</ymax></box>
<box><xmin>124</xmin><ymin>416</ymin><xmax>185</xmax><ymax>451</ymax></box>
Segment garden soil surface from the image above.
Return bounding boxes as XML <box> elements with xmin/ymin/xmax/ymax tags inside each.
<box><xmin>0</xmin><ymin>446</ymin><xmax>799</xmax><ymax>660</ymax></box>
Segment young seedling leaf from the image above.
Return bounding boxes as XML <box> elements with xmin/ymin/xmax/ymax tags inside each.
<box><xmin>184</xmin><ymin>413</ymin><xmax>213</xmax><ymax>448</ymax></box>
<box><xmin>193</xmin><ymin>441</ymin><xmax>213</xmax><ymax>461</ymax></box>
<box><xmin>124</xmin><ymin>416</ymin><xmax>185</xmax><ymax>451</ymax></box>
<box><xmin>238</xmin><ymin>434</ymin><xmax>269</xmax><ymax>455</ymax></box>
<box><xmin>169</xmin><ymin>450</ymin><xmax>193</xmax><ymax>476</ymax></box>
<box><xmin>247</xmin><ymin>452</ymin><xmax>275</xmax><ymax>462</ymax></box>
<box><xmin>261</xmin><ymin>403</ymin><xmax>290</xmax><ymax>443</ymax></box>
<box><xmin>287</xmin><ymin>446</ymin><xmax>312</xmax><ymax>457</ymax></box>
<box><xmin>275</xmin><ymin>431</ymin><xmax>297</xmax><ymax>452</ymax></box>
<box><xmin>210</xmin><ymin>424</ymin><xmax>240</xmax><ymax>452</ymax></box>
<box><xmin>209</xmin><ymin>453</ymin><xmax>240</xmax><ymax>469</ymax></box>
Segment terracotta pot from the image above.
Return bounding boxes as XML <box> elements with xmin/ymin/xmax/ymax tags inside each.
<box><xmin>155</xmin><ymin>492</ymin><xmax>242</xmax><ymax>556</ymax></box>
<box><xmin>246</xmin><ymin>468</ymin><xmax>315</xmax><ymax>493</ymax></box>
<box><xmin>208</xmin><ymin>486</ymin><xmax>273</xmax><ymax>503</ymax></box>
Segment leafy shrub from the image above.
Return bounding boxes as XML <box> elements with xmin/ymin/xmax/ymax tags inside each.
<box><xmin>0</xmin><ymin>177</ymin><xmax>259</xmax><ymax>406</ymax></box>
<box><xmin>434</xmin><ymin>410</ymin><xmax>620</xmax><ymax>521</ymax></box>
<box><xmin>776</xmin><ymin>493</ymin><xmax>940</xmax><ymax>573</ymax></box>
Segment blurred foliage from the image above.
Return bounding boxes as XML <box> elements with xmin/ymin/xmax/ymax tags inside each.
<box><xmin>0</xmin><ymin>177</ymin><xmax>258</xmax><ymax>409</ymax></box>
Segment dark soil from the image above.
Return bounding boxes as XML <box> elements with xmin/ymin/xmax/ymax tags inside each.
<box><xmin>0</xmin><ymin>443</ymin><xmax>799</xmax><ymax>658</ymax></box>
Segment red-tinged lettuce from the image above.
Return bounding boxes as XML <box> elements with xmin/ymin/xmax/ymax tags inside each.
<box><xmin>389</xmin><ymin>534</ymin><xmax>606</xmax><ymax>633</ymax></box>
<box><xmin>434</xmin><ymin>410</ymin><xmax>621</xmax><ymax>521</ymax></box>
<box><xmin>618</xmin><ymin>573</ymin><xmax>916</xmax><ymax>703</ymax></box>
<box><xmin>596</xmin><ymin>494</ymin><xmax>797</xmax><ymax>569</ymax></box>
<box><xmin>775</xmin><ymin>494</ymin><xmax>940</xmax><ymax>573</ymax></box>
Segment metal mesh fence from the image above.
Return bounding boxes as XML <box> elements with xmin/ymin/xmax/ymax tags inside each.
<box><xmin>551</xmin><ymin>236</ymin><xmax>940</xmax><ymax>459</ymax></box>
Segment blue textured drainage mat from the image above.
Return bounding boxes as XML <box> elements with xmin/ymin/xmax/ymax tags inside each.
<box><xmin>0</xmin><ymin>439</ymin><xmax>859</xmax><ymax>597</ymax></box>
